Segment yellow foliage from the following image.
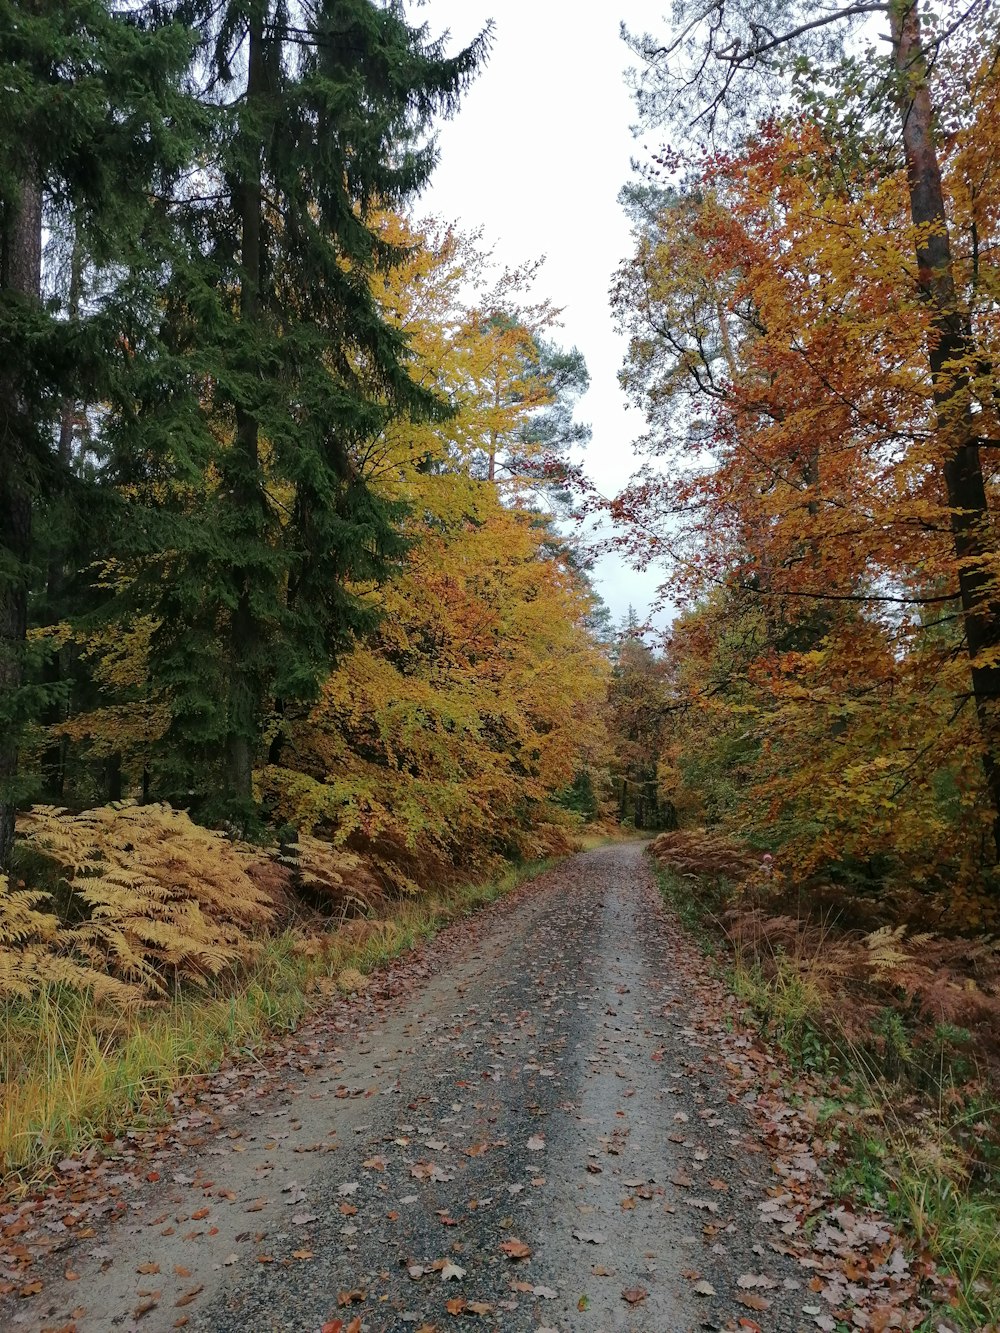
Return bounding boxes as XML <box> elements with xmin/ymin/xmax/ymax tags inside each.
<box><xmin>262</xmin><ymin>485</ymin><xmax>608</xmax><ymax>873</ymax></box>
<box><xmin>0</xmin><ymin>870</ymin><xmax>140</xmax><ymax>1004</ymax></box>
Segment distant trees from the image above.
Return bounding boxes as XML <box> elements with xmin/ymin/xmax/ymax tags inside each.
<box><xmin>606</xmin><ymin>613</ymin><xmax>675</xmax><ymax>830</ymax></box>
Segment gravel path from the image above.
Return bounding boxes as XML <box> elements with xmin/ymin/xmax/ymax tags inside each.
<box><xmin>2</xmin><ymin>843</ymin><xmax>924</xmax><ymax>1333</ymax></box>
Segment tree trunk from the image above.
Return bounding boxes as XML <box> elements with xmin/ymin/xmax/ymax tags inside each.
<box><xmin>890</xmin><ymin>0</ymin><xmax>1000</xmax><ymax>861</ymax></box>
<box><xmin>0</xmin><ymin>164</ymin><xmax>42</xmax><ymax>871</ymax></box>
<box><xmin>41</xmin><ymin>235</ymin><xmax>84</xmax><ymax>800</ymax></box>
<box><xmin>227</xmin><ymin>7</ymin><xmax>266</xmax><ymax>808</ymax></box>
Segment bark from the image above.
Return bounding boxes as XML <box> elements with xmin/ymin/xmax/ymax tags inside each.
<box><xmin>41</xmin><ymin>236</ymin><xmax>84</xmax><ymax>800</ymax></box>
<box><xmin>0</xmin><ymin>165</ymin><xmax>42</xmax><ymax>872</ymax></box>
<box><xmin>890</xmin><ymin>0</ymin><xmax>1000</xmax><ymax>862</ymax></box>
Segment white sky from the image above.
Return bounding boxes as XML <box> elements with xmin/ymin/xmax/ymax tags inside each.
<box><xmin>418</xmin><ymin>0</ymin><xmax>671</xmax><ymax>629</ymax></box>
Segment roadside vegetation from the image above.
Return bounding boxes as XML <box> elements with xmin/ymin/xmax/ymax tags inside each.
<box><xmin>649</xmin><ymin>834</ymin><xmax>1000</xmax><ymax>1330</ymax></box>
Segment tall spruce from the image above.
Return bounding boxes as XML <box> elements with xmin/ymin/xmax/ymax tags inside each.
<box><xmin>0</xmin><ymin>0</ymin><xmax>195</xmax><ymax>869</ymax></box>
<box><xmin>110</xmin><ymin>1</ymin><xmax>490</xmax><ymax>824</ymax></box>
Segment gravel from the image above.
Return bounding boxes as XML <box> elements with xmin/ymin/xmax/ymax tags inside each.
<box><xmin>3</xmin><ymin>843</ymin><xmax>876</xmax><ymax>1332</ymax></box>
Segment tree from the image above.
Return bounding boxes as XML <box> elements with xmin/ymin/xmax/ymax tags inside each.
<box><xmin>455</xmin><ymin>264</ymin><xmax>591</xmax><ymax>493</ymax></box>
<box><xmin>256</xmin><ymin>482</ymin><xmax>610</xmax><ymax>879</ymax></box>
<box><xmin>109</xmin><ymin>1</ymin><xmax>490</xmax><ymax>824</ymax></box>
<box><xmin>606</xmin><ymin>612</ymin><xmax>674</xmax><ymax>830</ymax></box>
<box><xmin>622</xmin><ymin>0</ymin><xmax>1000</xmax><ymax>857</ymax></box>
<box><xmin>0</xmin><ymin>0</ymin><xmax>194</xmax><ymax>868</ymax></box>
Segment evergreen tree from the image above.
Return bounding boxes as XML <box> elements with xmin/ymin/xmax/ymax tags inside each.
<box><xmin>0</xmin><ymin>0</ymin><xmax>195</xmax><ymax>869</ymax></box>
<box><xmin>109</xmin><ymin>1</ymin><xmax>490</xmax><ymax>824</ymax></box>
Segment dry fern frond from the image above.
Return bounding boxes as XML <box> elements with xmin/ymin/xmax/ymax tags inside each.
<box><xmin>648</xmin><ymin>829</ymin><xmax>761</xmax><ymax>883</ymax></box>
<box><xmin>0</xmin><ymin>873</ymin><xmax>56</xmax><ymax>950</ymax></box>
<box><xmin>863</xmin><ymin>925</ymin><xmax>914</xmax><ymax>976</ymax></box>
<box><xmin>17</xmin><ymin>803</ymin><xmax>274</xmax><ymax>993</ymax></box>
<box><xmin>279</xmin><ymin>835</ymin><xmax>384</xmax><ymax>920</ymax></box>
<box><xmin>0</xmin><ymin>870</ymin><xmax>139</xmax><ymax>1003</ymax></box>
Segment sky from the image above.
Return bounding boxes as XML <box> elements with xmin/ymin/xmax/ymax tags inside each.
<box><xmin>417</xmin><ymin>0</ymin><xmax>672</xmax><ymax>629</ymax></box>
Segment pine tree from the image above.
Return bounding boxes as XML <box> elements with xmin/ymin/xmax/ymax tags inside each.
<box><xmin>110</xmin><ymin>1</ymin><xmax>491</xmax><ymax>825</ymax></box>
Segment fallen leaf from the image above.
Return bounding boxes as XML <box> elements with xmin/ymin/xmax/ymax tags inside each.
<box><xmin>692</xmin><ymin>1279</ymin><xmax>716</xmax><ymax>1296</ymax></box>
<box><xmin>174</xmin><ymin>1285</ymin><xmax>204</xmax><ymax>1308</ymax></box>
<box><xmin>622</xmin><ymin>1287</ymin><xmax>648</xmax><ymax>1305</ymax></box>
<box><xmin>500</xmin><ymin>1238</ymin><xmax>532</xmax><ymax>1260</ymax></box>
<box><xmin>736</xmin><ymin>1293</ymin><xmax>772</xmax><ymax>1312</ymax></box>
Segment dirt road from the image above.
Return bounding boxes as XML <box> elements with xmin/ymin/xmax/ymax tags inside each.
<box><xmin>1</xmin><ymin>843</ymin><xmax>924</xmax><ymax>1332</ymax></box>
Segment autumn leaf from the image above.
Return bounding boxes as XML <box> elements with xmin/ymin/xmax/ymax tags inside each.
<box><xmin>621</xmin><ymin>1287</ymin><xmax>648</xmax><ymax>1305</ymax></box>
<box><xmin>499</xmin><ymin>1238</ymin><xmax>532</xmax><ymax>1260</ymax></box>
<box><xmin>736</xmin><ymin>1292</ymin><xmax>772</xmax><ymax>1312</ymax></box>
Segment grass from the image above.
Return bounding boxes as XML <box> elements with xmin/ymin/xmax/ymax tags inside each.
<box><xmin>654</xmin><ymin>863</ymin><xmax>730</xmax><ymax>947</ymax></box>
<box><xmin>0</xmin><ymin>856</ymin><xmax>558</xmax><ymax>1192</ymax></box>
<box><xmin>653</xmin><ymin>863</ymin><xmax>1000</xmax><ymax>1331</ymax></box>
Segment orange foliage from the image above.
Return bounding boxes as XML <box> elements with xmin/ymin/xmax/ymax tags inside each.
<box><xmin>611</xmin><ymin>96</ymin><xmax>1000</xmax><ymax>913</ymax></box>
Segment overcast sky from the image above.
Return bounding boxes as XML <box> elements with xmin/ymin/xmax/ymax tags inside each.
<box><xmin>418</xmin><ymin>0</ymin><xmax>671</xmax><ymax>628</ymax></box>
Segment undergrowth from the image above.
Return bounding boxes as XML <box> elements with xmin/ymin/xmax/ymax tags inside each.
<box><xmin>0</xmin><ymin>857</ymin><xmax>557</xmax><ymax>1191</ymax></box>
<box><xmin>653</xmin><ymin>862</ymin><xmax>1000</xmax><ymax>1331</ymax></box>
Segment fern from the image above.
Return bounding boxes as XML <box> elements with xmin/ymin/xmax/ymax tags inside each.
<box><xmin>18</xmin><ymin>804</ymin><xmax>274</xmax><ymax>994</ymax></box>
<box><xmin>279</xmin><ymin>835</ymin><xmax>383</xmax><ymax>920</ymax></box>
<box><xmin>0</xmin><ymin>870</ymin><xmax>136</xmax><ymax>1002</ymax></box>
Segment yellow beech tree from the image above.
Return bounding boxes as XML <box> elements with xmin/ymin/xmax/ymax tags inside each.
<box><xmin>257</xmin><ymin>483</ymin><xmax>609</xmax><ymax>883</ymax></box>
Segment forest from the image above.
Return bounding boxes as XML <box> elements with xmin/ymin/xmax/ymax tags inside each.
<box><xmin>2</xmin><ymin>0</ymin><xmax>1000</xmax><ymax>1327</ymax></box>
